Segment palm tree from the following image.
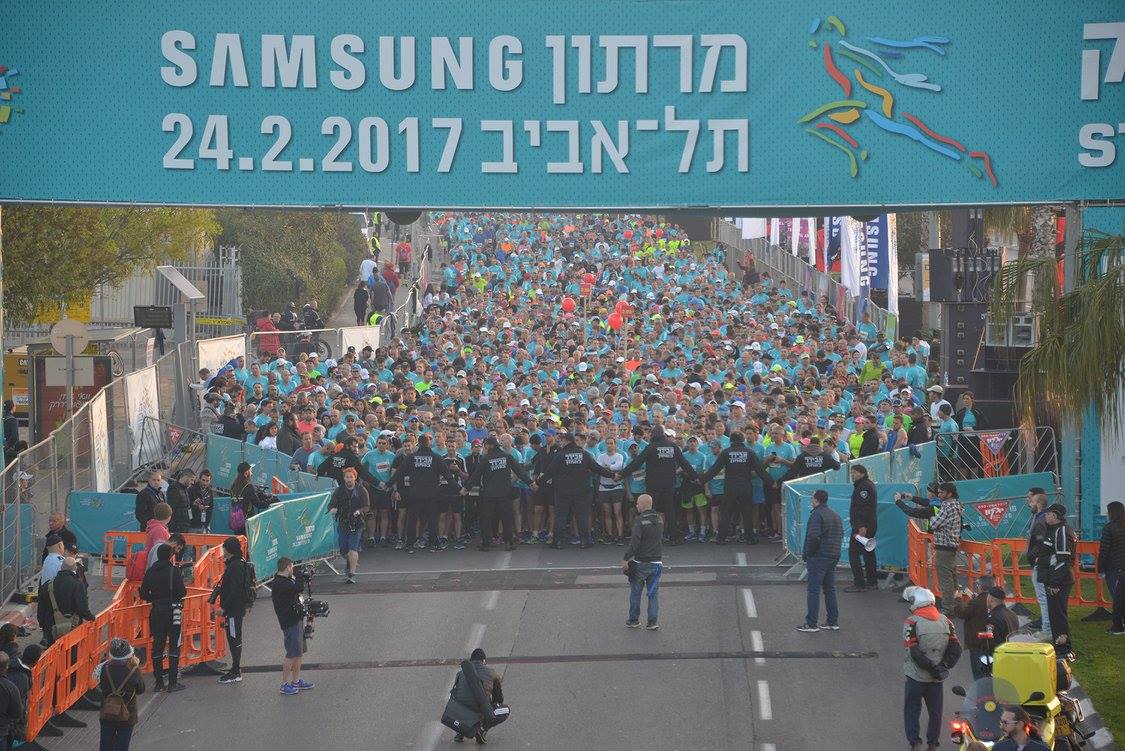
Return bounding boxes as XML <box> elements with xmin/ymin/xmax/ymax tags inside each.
<box><xmin>990</xmin><ymin>228</ymin><xmax>1125</xmax><ymax>431</ymax></box>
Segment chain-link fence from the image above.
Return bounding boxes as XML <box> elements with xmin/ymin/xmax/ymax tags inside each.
<box><xmin>935</xmin><ymin>426</ymin><xmax>1058</xmax><ymax>483</ymax></box>
<box><xmin>0</xmin><ymin>335</ymin><xmax>202</xmax><ymax>603</ymax></box>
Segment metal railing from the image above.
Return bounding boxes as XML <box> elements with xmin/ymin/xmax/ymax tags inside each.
<box><xmin>934</xmin><ymin>425</ymin><xmax>1058</xmax><ymax>483</ymax></box>
<box><xmin>714</xmin><ymin>220</ymin><xmax>893</xmax><ymax>336</ymax></box>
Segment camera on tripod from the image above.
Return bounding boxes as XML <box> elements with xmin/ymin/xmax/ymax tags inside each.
<box><xmin>294</xmin><ymin>564</ymin><xmax>330</xmax><ymax>639</ymax></box>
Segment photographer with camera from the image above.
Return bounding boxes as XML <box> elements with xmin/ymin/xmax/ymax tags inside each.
<box><xmin>271</xmin><ymin>557</ymin><xmax>313</xmax><ymax>696</ymax></box>
<box><xmin>139</xmin><ymin>544</ymin><xmax>187</xmax><ymax>693</ymax></box>
<box><xmin>329</xmin><ymin>467</ymin><xmax>369</xmax><ymax>584</ymax></box>
<box><xmin>895</xmin><ymin>483</ymin><xmax>963</xmax><ymax>614</ymax></box>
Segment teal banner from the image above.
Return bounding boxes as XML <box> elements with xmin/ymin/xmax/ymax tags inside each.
<box><xmin>784</xmin><ymin>480</ymin><xmax>917</xmax><ymax>568</ymax></box>
<box><xmin>245</xmin><ymin>491</ymin><xmax>335</xmax><ymax>582</ymax></box>
<box><xmin>1</xmin><ymin>2</ymin><xmax>1122</xmax><ymax>208</ymax></box>
<box><xmin>69</xmin><ymin>492</ymin><xmax>138</xmax><ymax>553</ymax></box>
<box><xmin>954</xmin><ymin>471</ymin><xmax>1055</xmax><ymax>542</ymax></box>
<box><xmin>206</xmin><ymin>435</ymin><xmax>244</xmax><ymax>491</ymax></box>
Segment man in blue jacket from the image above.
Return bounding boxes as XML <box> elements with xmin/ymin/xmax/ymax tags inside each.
<box><xmin>798</xmin><ymin>489</ymin><xmax>843</xmax><ymax>633</ymax></box>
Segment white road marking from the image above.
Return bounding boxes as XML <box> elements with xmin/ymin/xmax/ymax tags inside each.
<box><xmin>482</xmin><ymin>590</ymin><xmax>500</xmax><ymax>610</ymax></box>
<box><xmin>465</xmin><ymin>623</ymin><xmax>487</xmax><ymax>652</ymax></box>
<box><xmin>416</xmin><ymin>720</ymin><xmax>444</xmax><ymax>751</ymax></box>
<box><xmin>350</xmin><ymin>562</ymin><xmax>775</xmax><ymax>577</ymax></box>
<box><xmin>741</xmin><ymin>587</ymin><xmax>758</xmax><ymax>618</ymax></box>
<box><xmin>761</xmin><ymin>744</ymin><xmax>777</xmax><ymax>751</ymax></box>
<box><xmin>735</xmin><ymin>552</ymin><xmax>748</xmax><ymax>567</ymax></box>
<box><xmin>757</xmin><ymin>680</ymin><xmax>773</xmax><ymax>720</ymax></box>
<box><xmin>751</xmin><ymin>630</ymin><xmax>765</xmax><ymax>664</ymax></box>
<box><xmin>498</xmin><ymin>551</ymin><xmax>513</xmax><ymax>569</ymax></box>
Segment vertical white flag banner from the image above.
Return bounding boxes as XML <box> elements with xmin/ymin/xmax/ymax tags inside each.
<box><xmin>125</xmin><ymin>366</ymin><xmax>160</xmax><ymax>468</ymax></box>
<box><xmin>790</xmin><ymin>217</ymin><xmax>800</xmax><ymax>256</ymax></box>
<box><xmin>741</xmin><ymin>218</ymin><xmax>767</xmax><ymax>239</ymax></box>
<box><xmin>769</xmin><ymin>218</ymin><xmax>780</xmax><ymax>246</ymax></box>
<box><xmin>887</xmin><ymin>214</ymin><xmax>900</xmax><ymax>316</ymax></box>
<box><xmin>840</xmin><ymin>217</ymin><xmax>862</xmax><ymax>297</ymax></box>
<box><xmin>804</xmin><ymin>218</ymin><xmax>817</xmax><ymax>265</ymax></box>
<box><xmin>90</xmin><ymin>390</ymin><xmax>111</xmax><ymax>492</ymax></box>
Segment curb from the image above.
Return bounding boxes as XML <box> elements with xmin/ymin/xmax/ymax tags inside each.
<box><xmin>1069</xmin><ymin>679</ymin><xmax>1118</xmax><ymax>751</ymax></box>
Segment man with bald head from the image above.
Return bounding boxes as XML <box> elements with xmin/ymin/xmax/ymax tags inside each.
<box><xmin>622</xmin><ymin>494</ymin><xmax>664</xmax><ymax>630</ymax></box>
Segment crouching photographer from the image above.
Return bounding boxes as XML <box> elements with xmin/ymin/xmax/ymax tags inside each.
<box><xmin>271</xmin><ymin>557</ymin><xmax>314</xmax><ymax>696</ymax></box>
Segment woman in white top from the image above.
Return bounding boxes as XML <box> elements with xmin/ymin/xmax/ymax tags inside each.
<box><xmin>257</xmin><ymin>422</ymin><xmax>279</xmax><ymax>451</ymax></box>
<box><xmin>596</xmin><ymin>437</ymin><xmax>626</xmax><ymax>544</ymax></box>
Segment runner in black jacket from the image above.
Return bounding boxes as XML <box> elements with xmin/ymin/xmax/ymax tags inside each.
<box><xmin>619</xmin><ymin>427</ymin><xmax>699</xmax><ymax>545</ymax></box>
<box><xmin>464</xmin><ymin>437</ymin><xmax>535</xmax><ymax>551</ymax></box>
<box><xmin>700</xmin><ymin>432</ymin><xmax>775</xmax><ymax>544</ymax></box>
<box><xmin>779</xmin><ymin>442</ymin><xmax>841</xmax><ymax>482</ymax></box>
<box><xmin>391</xmin><ymin>435</ymin><xmax>456</xmax><ymax>552</ymax></box>
<box><xmin>539</xmin><ymin>432</ymin><xmax>614</xmax><ymax>549</ymax></box>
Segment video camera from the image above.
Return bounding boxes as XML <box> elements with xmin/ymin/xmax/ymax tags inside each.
<box><xmin>293</xmin><ymin>564</ymin><xmax>330</xmax><ymax>639</ymax></box>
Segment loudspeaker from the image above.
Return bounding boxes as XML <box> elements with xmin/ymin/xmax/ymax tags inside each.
<box><xmin>897</xmin><ymin>299</ymin><xmax>924</xmax><ymax>340</ymax></box>
<box><xmin>971</xmin><ymin>398</ymin><xmax>1017</xmax><ymax>427</ymax></box>
<box><xmin>950</xmin><ymin>208</ymin><xmax>986</xmax><ymax>248</ymax></box>
<box><xmin>927</xmin><ymin>247</ymin><xmax>1001</xmax><ymax>303</ymax></box>
<box><xmin>940</xmin><ymin>302</ymin><xmax>986</xmax><ymax>387</ymax></box>
<box><xmin>928</xmin><ymin>249</ymin><xmax>955</xmax><ymax>302</ymax></box>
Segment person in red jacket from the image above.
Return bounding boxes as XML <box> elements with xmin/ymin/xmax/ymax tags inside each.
<box><xmin>382</xmin><ymin>263</ymin><xmax>400</xmax><ymax>296</ymax></box>
<box><xmin>255</xmin><ymin>313</ymin><xmax>281</xmax><ymax>357</ymax></box>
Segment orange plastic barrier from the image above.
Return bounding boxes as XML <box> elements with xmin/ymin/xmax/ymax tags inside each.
<box><xmin>24</xmin><ymin>533</ymin><xmax>246</xmax><ymax>741</ymax></box>
<box><xmin>101</xmin><ymin>532</ymin><xmax>234</xmax><ymax>588</ymax></box>
<box><xmin>907</xmin><ymin>522</ymin><xmax>1113</xmax><ymax>608</ymax></box>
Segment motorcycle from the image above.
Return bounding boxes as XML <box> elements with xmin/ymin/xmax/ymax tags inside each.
<box><xmin>949</xmin><ymin>642</ymin><xmax>1089</xmax><ymax>750</ymax></box>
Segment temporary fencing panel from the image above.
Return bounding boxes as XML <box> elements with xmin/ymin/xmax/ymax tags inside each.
<box><xmin>907</xmin><ymin>523</ymin><xmax>1112</xmax><ymax>608</ymax></box>
<box><xmin>245</xmin><ymin>492</ymin><xmax>334</xmax><ymax>582</ymax></box>
<box><xmin>69</xmin><ymin>492</ymin><xmax>138</xmax><ymax>554</ymax></box>
<box><xmin>784</xmin><ymin>481</ymin><xmax>916</xmax><ymax>568</ymax></box>
<box><xmin>26</xmin><ymin>539</ymin><xmax>235</xmax><ymax>741</ymax></box>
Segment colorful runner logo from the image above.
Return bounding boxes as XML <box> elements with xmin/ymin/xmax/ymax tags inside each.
<box><xmin>981</xmin><ymin>432</ymin><xmax>1008</xmax><ymax>455</ymax></box>
<box><xmin>0</xmin><ymin>66</ymin><xmax>24</xmax><ymax>128</ymax></box>
<box><xmin>975</xmin><ymin>500</ymin><xmax>1011</xmax><ymax>528</ymax></box>
<box><xmin>802</xmin><ymin>17</ymin><xmax>997</xmax><ymax>186</ymax></box>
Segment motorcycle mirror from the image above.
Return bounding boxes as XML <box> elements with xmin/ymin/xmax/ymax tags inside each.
<box><xmin>951</xmin><ymin>686</ymin><xmax>966</xmax><ymax>697</ymax></box>
<box><xmin>1027</xmin><ymin>691</ymin><xmax>1045</xmax><ymax>702</ymax></box>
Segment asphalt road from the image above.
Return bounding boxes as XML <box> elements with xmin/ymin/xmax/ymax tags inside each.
<box><xmin>54</xmin><ymin>541</ymin><xmax>979</xmax><ymax>750</ymax></box>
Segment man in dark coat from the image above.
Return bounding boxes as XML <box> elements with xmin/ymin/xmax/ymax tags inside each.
<box><xmin>38</xmin><ymin>557</ymin><xmax>95</xmax><ymax>646</ymax></box>
<box><xmin>619</xmin><ymin>427</ymin><xmax>699</xmax><ymax>545</ymax></box>
<box><xmin>845</xmin><ymin>464</ymin><xmax>879</xmax><ymax>592</ymax></box>
<box><xmin>134</xmin><ymin>471</ymin><xmax>166</xmax><ymax>531</ymax></box>
<box><xmin>449</xmin><ymin>648</ymin><xmax>504</xmax><ymax>744</ymax></box>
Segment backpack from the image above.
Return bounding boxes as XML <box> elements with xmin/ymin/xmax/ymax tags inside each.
<box><xmin>228</xmin><ymin>504</ymin><xmax>247</xmax><ymax>533</ymax></box>
<box><xmin>48</xmin><ymin>579</ymin><xmax>81</xmax><ymax>640</ymax></box>
<box><xmin>125</xmin><ymin>550</ymin><xmax>148</xmax><ymax>582</ymax></box>
<box><xmin>100</xmin><ymin>665</ymin><xmax>138</xmax><ymax>723</ymax></box>
<box><xmin>242</xmin><ymin>560</ymin><xmax>257</xmax><ymax>610</ymax></box>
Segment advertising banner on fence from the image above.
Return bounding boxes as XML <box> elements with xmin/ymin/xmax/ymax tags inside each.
<box><xmin>124</xmin><ymin>366</ymin><xmax>160</xmax><ymax>468</ymax></box>
<box><xmin>89</xmin><ymin>391</ymin><xmax>111</xmax><ymax>492</ymax></box>
<box><xmin>196</xmin><ymin>335</ymin><xmax>246</xmax><ymax>378</ymax></box>
<box><xmin>246</xmin><ymin>492</ymin><xmax>334</xmax><ymax>581</ymax></box>
<box><xmin>784</xmin><ymin>481</ymin><xmax>916</xmax><ymax>569</ymax></box>
<box><xmin>340</xmin><ymin>326</ymin><xmax>380</xmax><ymax>357</ymax></box>
<box><xmin>1</xmin><ymin>2</ymin><xmax>1122</xmax><ymax>209</ymax></box>
<box><xmin>69</xmin><ymin>492</ymin><xmax>139</xmax><ymax>553</ymax></box>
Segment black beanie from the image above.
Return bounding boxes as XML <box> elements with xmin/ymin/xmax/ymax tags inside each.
<box><xmin>222</xmin><ymin>537</ymin><xmax>242</xmax><ymax>557</ymax></box>
<box><xmin>470</xmin><ymin>648</ymin><xmax>486</xmax><ymax>661</ymax></box>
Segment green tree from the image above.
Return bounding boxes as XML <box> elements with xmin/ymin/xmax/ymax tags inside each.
<box><xmin>991</xmin><ymin>229</ymin><xmax>1125</xmax><ymax>430</ymax></box>
<box><xmin>3</xmin><ymin>206</ymin><xmax>218</xmax><ymax>325</ymax></box>
<box><xmin>217</xmin><ymin>210</ymin><xmax>366</xmax><ymax>317</ymax></box>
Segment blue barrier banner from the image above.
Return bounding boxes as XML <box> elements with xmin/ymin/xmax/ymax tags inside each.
<box><xmin>246</xmin><ymin>491</ymin><xmax>334</xmax><ymax>580</ymax></box>
<box><xmin>954</xmin><ymin>472</ymin><xmax>1055</xmax><ymax>542</ymax></box>
<box><xmin>243</xmin><ymin>442</ymin><xmax>294</xmax><ymax>488</ymax></box>
<box><xmin>206</xmin><ymin>435</ymin><xmax>244</xmax><ymax>490</ymax></box>
<box><xmin>211</xmin><ymin>496</ymin><xmax>236</xmax><ymax>536</ymax></box>
<box><xmin>1</xmin><ymin>2</ymin><xmax>1121</xmax><ymax>209</ymax></box>
<box><xmin>890</xmin><ymin>443</ymin><xmax>937</xmax><ymax>487</ymax></box>
<box><xmin>1</xmin><ymin>505</ymin><xmax>35</xmax><ymax>579</ymax></box>
<box><xmin>785</xmin><ymin>481</ymin><xmax>917</xmax><ymax>568</ymax></box>
<box><xmin>69</xmin><ymin>492</ymin><xmax>138</xmax><ymax>554</ymax></box>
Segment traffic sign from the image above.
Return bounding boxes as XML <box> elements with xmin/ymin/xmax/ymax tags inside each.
<box><xmin>50</xmin><ymin>318</ymin><xmax>89</xmax><ymax>356</ymax></box>
<box><xmin>44</xmin><ymin>357</ymin><xmax>94</xmax><ymax>388</ymax></box>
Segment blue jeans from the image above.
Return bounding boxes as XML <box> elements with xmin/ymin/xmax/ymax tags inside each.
<box><xmin>1032</xmin><ymin>566</ymin><xmax>1052</xmax><ymax>636</ymax></box>
<box><xmin>904</xmin><ymin>677</ymin><xmax>943</xmax><ymax>745</ymax></box>
<box><xmin>628</xmin><ymin>562</ymin><xmax>662</xmax><ymax>624</ymax></box>
<box><xmin>1105</xmin><ymin>570</ymin><xmax>1124</xmax><ymax>630</ymax></box>
<box><xmin>100</xmin><ymin>722</ymin><xmax>134</xmax><ymax>751</ymax></box>
<box><xmin>805</xmin><ymin>557</ymin><xmax>839</xmax><ymax>627</ymax></box>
